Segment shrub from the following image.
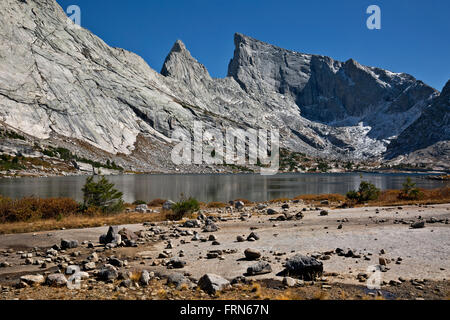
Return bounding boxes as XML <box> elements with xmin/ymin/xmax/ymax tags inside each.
<box><xmin>399</xmin><ymin>177</ymin><xmax>422</xmax><ymax>200</ymax></box>
<box><xmin>0</xmin><ymin>196</ymin><xmax>79</xmax><ymax>223</ymax></box>
<box><xmin>169</xmin><ymin>197</ymin><xmax>200</xmax><ymax>220</ymax></box>
<box><xmin>346</xmin><ymin>181</ymin><xmax>380</xmax><ymax>203</ymax></box>
<box><xmin>81</xmin><ymin>176</ymin><xmax>124</xmax><ymax>213</ymax></box>
<box><xmin>133</xmin><ymin>200</ymin><xmax>147</xmax><ymax>205</ymax></box>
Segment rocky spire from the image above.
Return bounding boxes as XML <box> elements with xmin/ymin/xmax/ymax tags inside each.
<box><xmin>161</xmin><ymin>40</ymin><xmax>211</xmax><ymax>83</ymax></box>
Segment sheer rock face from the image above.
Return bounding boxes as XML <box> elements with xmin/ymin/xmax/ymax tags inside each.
<box><xmin>385</xmin><ymin>80</ymin><xmax>450</xmax><ymax>159</ymax></box>
<box><xmin>0</xmin><ymin>0</ymin><xmax>189</xmax><ymax>156</ymax></box>
<box><xmin>0</xmin><ymin>0</ymin><xmax>448</xmax><ymax>169</ymax></box>
<box><xmin>227</xmin><ymin>33</ymin><xmax>438</xmax><ymax>139</ymax></box>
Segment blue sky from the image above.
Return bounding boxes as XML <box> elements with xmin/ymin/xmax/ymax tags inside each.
<box><xmin>56</xmin><ymin>0</ymin><xmax>449</xmax><ymax>90</ymax></box>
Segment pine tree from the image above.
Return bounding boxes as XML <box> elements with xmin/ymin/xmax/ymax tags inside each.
<box><xmin>82</xmin><ymin>176</ymin><xmax>124</xmax><ymax>213</ymax></box>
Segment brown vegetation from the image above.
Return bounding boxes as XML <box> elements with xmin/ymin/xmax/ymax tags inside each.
<box><xmin>147</xmin><ymin>198</ymin><xmax>166</xmax><ymax>207</ymax></box>
<box><xmin>0</xmin><ymin>196</ymin><xmax>79</xmax><ymax>223</ymax></box>
<box><xmin>206</xmin><ymin>202</ymin><xmax>227</xmax><ymax>208</ymax></box>
<box><xmin>0</xmin><ymin>211</ymin><xmax>170</xmax><ymax>235</ymax></box>
<box><xmin>294</xmin><ymin>194</ymin><xmax>346</xmax><ymax>203</ymax></box>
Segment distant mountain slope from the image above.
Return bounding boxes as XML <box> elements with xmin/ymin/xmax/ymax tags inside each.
<box><xmin>0</xmin><ymin>0</ymin><xmax>447</xmax><ymax>172</ymax></box>
<box><xmin>385</xmin><ymin>80</ymin><xmax>450</xmax><ymax>159</ymax></box>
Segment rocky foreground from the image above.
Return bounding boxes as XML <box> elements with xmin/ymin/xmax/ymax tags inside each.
<box><xmin>0</xmin><ymin>201</ymin><xmax>449</xmax><ymax>300</ymax></box>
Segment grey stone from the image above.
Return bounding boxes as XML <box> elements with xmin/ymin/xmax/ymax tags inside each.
<box><xmin>61</xmin><ymin>239</ymin><xmax>79</xmax><ymax>250</ymax></box>
<box><xmin>198</xmin><ymin>274</ymin><xmax>230</xmax><ymax>294</ymax></box>
<box><xmin>97</xmin><ymin>265</ymin><xmax>119</xmax><ymax>281</ymax></box>
<box><xmin>140</xmin><ymin>270</ymin><xmax>151</xmax><ymax>286</ymax></box>
<box><xmin>163</xmin><ymin>200</ymin><xmax>176</xmax><ymax>210</ymax></box>
<box><xmin>284</xmin><ymin>254</ymin><xmax>324</xmax><ymax>280</ymax></box>
<box><xmin>246</xmin><ymin>261</ymin><xmax>272</xmax><ymax>275</ymax></box>
<box><xmin>411</xmin><ymin>221</ymin><xmax>426</xmax><ymax>229</ymax></box>
<box><xmin>46</xmin><ymin>274</ymin><xmax>67</xmax><ymax>287</ymax></box>
<box><xmin>20</xmin><ymin>274</ymin><xmax>45</xmax><ymax>286</ymax></box>
<box><xmin>244</xmin><ymin>248</ymin><xmax>262</xmax><ymax>260</ymax></box>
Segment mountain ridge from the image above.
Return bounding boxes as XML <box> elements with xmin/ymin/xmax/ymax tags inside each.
<box><xmin>0</xmin><ymin>0</ymin><xmax>448</xmax><ymax>172</ymax></box>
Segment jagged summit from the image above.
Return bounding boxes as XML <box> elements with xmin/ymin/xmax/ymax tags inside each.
<box><xmin>161</xmin><ymin>39</ymin><xmax>211</xmax><ymax>82</ymax></box>
<box><xmin>0</xmin><ymin>0</ymin><xmax>448</xmax><ymax>171</ymax></box>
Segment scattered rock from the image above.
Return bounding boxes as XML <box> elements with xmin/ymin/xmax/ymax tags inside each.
<box><xmin>235</xmin><ymin>201</ymin><xmax>245</xmax><ymax>210</ymax></box>
<box><xmin>167</xmin><ymin>272</ymin><xmax>190</xmax><ymax>289</ymax></box>
<box><xmin>411</xmin><ymin>221</ymin><xmax>425</xmax><ymax>229</ymax></box>
<box><xmin>60</xmin><ymin>239</ymin><xmax>79</xmax><ymax>250</ymax></box>
<box><xmin>135</xmin><ymin>204</ymin><xmax>149</xmax><ymax>213</ymax></box>
<box><xmin>247</xmin><ymin>232</ymin><xmax>260</xmax><ymax>241</ymax></box>
<box><xmin>163</xmin><ymin>200</ymin><xmax>176</xmax><ymax>210</ymax></box>
<box><xmin>46</xmin><ymin>274</ymin><xmax>68</xmax><ymax>287</ymax></box>
<box><xmin>140</xmin><ymin>270</ymin><xmax>150</xmax><ymax>286</ymax></box>
<box><xmin>244</xmin><ymin>248</ymin><xmax>262</xmax><ymax>260</ymax></box>
<box><xmin>246</xmin><ymin>261</ymin><xmax>272</xmax><ymax>275</ymax></box>
<box><xmin>20</xmin><ymin>274</ymin><xmax>45</xmax><ymax>287</ymax></box>
<box><xmin>168</xmin><ymin>258</ymin><xmax>186</xmax><ymax>269</ymax></box>
<box><xmin>284</xmin><ymin>254</ymin><xmax>323</xmax><ymax>280</ymax></box>
<box><xmin>97</xmin><ymin>265</ymin><xmax>119</xmax><ymax>281</ymax></box>
<box><xmin>198</xmin><ymin>274</ymin><xmax>230</xmax><ymax>294</ymax></box>
<box><xmin>99</xmin><ymin>226</ymin><xmax>122</xmax><ymax>245</ymax></box>
<box><xmin>282</xmin><ymin>277</ymin><xmax>297</xmax><ymax>287</ymax></box>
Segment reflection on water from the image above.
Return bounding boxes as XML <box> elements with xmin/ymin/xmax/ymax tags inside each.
<box><xmin>0</xmin><ymin>173</ymin><xmax>446</xmax><ymax>203</ymax></box>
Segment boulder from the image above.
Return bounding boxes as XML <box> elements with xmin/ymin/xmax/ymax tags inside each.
<box><xmin>320</xmin><ymin>210</ymin><xmax>329</xmax><ymax>216</ymax></box>
<box><xmin>203</xmin><ymin>222</ymin><xmax>218</xmax><ymax>233</ymax></box>
<box><xmin>99</xmin><ymin>226</ymin><xmax>122</xmax><ymax>245</ymax></box>
<box><xmin>83</xmin><ymin>262</ymin><xmax>96</xmax><ymax>271</ymax></box>
<box><xmin>168</xmin><ymin>258</ymin><xmax>186</xmax><ymax>269</ymax></box>
<box><xmin>167</xmin><ymin>272</ymin><xmax>190</xmax><ymax>289</ymax></box>
<box><xmin>284</xmin><ymin>254</ymin><xmax>323</xmax><ymax>280</ymax></box>
<box><xmin>118</xmin><ymin>228</ymin><xmax>138</xmax><ymax>241</ymax></box>
<box><xmin>135</xmin><ymin>204</ymin><xmax>149</xmax><ymax>213</ymax></box>
<box><xmin>46</xmin><ymin>274</ymin><xmax>68</xmax><ymax>287</ymax></box>
<box><xmin>283</xmin><ymin>277</ymin><xmax>297</xmax><ymax>287</ymax></box>
<box><xmin>140</xmin><ymin>270</ymin><xmax>151</xmax><ymax>286</ymax></box>
<box><xmin>247</xmin><ymin>232</ymin><xmax>260</xmax><ymax>241</ymax></box>
<box><xmin>411</xmin><ymin>221</ymin><xmax>425</xmax><ymax>229</ymax></box>
<box><xmin>267</xmin><ymin>208</ymin><xmax>278</xmax><ymax>215</ymax></box>
<box><xmin>163</xmin><ymin>200</ymin><xmax>176</xmax><ymax>210</ymax></box>
<box><xmin>235</xmin><ymin>201</ymin><xmax>245</xmax><ymax>210</ymax></box>
<box><xmin>97</xmin><ymin>264</ymin><xmax>118</xmax><ymax>281</ymax></box>
<box><xmin>198</xmin><ymin>274</ymin><xmax>230</xmax><ymax>294</ymax></box>
<box><xmin>60</xmin><ymin>239</ymin><xmax>79</xmax><ymax>250</ymax></box>
<box><xmin>183</xmin><ymin>220</ymin><xmax>201</xmax><ymax>228</ymax></box>
<box><xmin>20</xmin><ymin>274</ymin><xmax>45</xmax><ymax>286</ymax></box>
<box><xmin>244</xmin><ymin>248</ymin><xmax>262</xmax><ymax>260</ymax></box>
<box><xmin>246</xmin><ymin>261</ymin><xmax>272</xmax><ymax>275</ymax></box>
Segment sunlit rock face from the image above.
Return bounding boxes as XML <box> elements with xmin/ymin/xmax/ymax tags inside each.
<box><xmin>0</xmin><ymin>0</ymin><xmax>447</xmax><ymax>170</ymax></box>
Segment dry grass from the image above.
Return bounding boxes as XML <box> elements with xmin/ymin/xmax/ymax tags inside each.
<box><xmin>147</xmin><ymin>198</ymin><xmax>166</xmax><ymax>207</ymax></box>
<box><xmin>0</xmin><ymin>196</ymin><xmax>80</xmax><ymax>223</ymax></box>
<box><xmin>0</xmin><ymin>211</ymin><xmax>170</xmax><ymax>235</ymax></box>
<box><xmin>269</xmin><ymin>198</ymin><xmax>291</xmax><ymax>204</ymax></box>
<box><xmin>352</xmin><ymin>187</ymin><xmax>450</xmax><ymax>207</ymax></box>
<box><xmin>294</xmin><ymin>193</ymin><xmax>346</xmax><ymax>203</ymax></box>
<box><xmin>206</xmin><ymin>202</ymin><xmax>227</xmax><ymax>208</ymax></box>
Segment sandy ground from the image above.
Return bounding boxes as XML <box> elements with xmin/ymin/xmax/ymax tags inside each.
<box><xmin>1</xmin><ymin>202</ymin><xmax>449</xmax><ymax>290</ymax></box>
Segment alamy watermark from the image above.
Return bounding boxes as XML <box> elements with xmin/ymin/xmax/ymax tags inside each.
<box><xmin>171</xmin><ymin>121</ymin><xmax>279</xmax><ymax>175</ymax></box>
<box><xmin>366</xmin><ymin>5</ymin><xmax>381</xmax><ymax>30</ymax></box>
<box><xmin>66</xmin><ymin>5</ymin><xmax>81</xmax><ymax>29</ymax></box>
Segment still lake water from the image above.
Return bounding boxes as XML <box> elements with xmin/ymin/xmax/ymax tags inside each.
<box><xmin>0</xmin><ymin>173</ymin><xmax>447</xmax><ymax>203</ymax></box>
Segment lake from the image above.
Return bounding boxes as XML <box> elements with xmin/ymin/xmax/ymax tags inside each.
<box><xmin>0</xmin><ymin>173</ymin><xmax>447</xmax><ymax>203</ymax></box>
